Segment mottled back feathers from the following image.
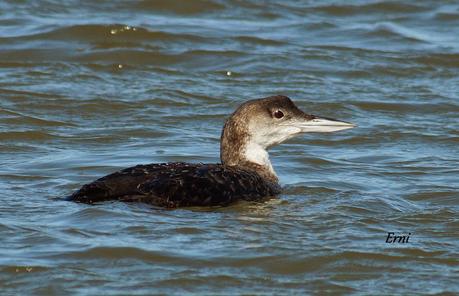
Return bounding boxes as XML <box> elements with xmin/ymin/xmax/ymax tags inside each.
<box><xmin>68</xmin><ymin>162</ymin><xmax>281</xmax><ymax>207</ymax></box>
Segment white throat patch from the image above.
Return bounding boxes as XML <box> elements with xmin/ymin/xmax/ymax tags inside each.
<box><xmin>244</xmin><ymin>142</ymin><xmax>276</xmax><ymax>175</ymax></box>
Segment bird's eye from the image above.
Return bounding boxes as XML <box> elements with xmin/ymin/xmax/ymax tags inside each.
<box><xmin>273</xmin><ymin>110</ymin><xmax>284</xmax><ymax>119</ymax></box>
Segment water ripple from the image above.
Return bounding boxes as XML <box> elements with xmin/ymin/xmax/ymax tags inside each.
<box><xmin>1</xmin><ymin>0</ymin><xmax>459</xmax><ymax>294</ymax></box>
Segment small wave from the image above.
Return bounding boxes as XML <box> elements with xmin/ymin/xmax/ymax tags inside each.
<box><xmin>414</xmin><ymin>53</ymin><xmax>459</xmax><ymax>67</ymax></box>
<box><xmin>135</xmin><ymin>0</ymin><xmax>225</xmax><ymax>15</ymax></box>
<box><xmin>0</xmin><ymin>24</ymin><xmax>209</xmax><ymax>46</ymax></box>
<box><xmin>73</xmin><ymin>49</ymin><xmax>174</xmax><ymax>65</ymax></box>
<box><xmin>74</xmin><ymin>49</ymin><xmax>246</xmax><ymax>69</ymax></box>
<box><xmin>361</xmin><ymin>22</ymin><xmax>431</xmax><ymax>43</ymax></box>
<box><xmin>351</xmin><ymin>101</ymin><xmax>459</xmax><ymax>113</ymax></box>
<box><xmin>434</xmin><ymin>10</ymin><xmax>459</xmax><ymax>22</ymax></box>
<box><xmin>401</xmin><ymin>209</ymin><xmax>458</xmax><ymax>234</ymax></box>
<box><xmin>314</xmin><ymin>2</ymin><xmax>427</xmax><ymax>16</ymax></box>
<box><xmin>0</xmin><ymin>131</ymin><xmax>56</xmax><ymax>141</ymax></box>
<box><xmin>297</xmin><ymin>156</ymin><xmax>337</xmax><ymax>166</ymax></box>
<box><xmin>1</xmin><ymin>265</ymin><xmax>49</xmax><ymax>274</ymax></box>
<box><xmin>234</xmin><ymin>36</ymin><xmax>283</xmax><ymax>46</ymax></box>
<box><xmin>71</xmin><ymin>98</ymin><xmax>132</xmax><ymax>112</ymax></box>
<box><xmin>404</xmin><ymin>190</ymin><xmax>458</xmax><ymax>203</ymax></box>
<box><xmin>0</xmin><ymin>173</ymin><xmax>50</xmax><ymax>181</ymax></box>
<box><xmin>60</xmin><ymin>207</ymin><xmax>130</xmax><ymax>223</ymax></box>
<box><xmin>0</xmin><ymin>61</ymin><xmax>38</xmax><ymax>68</ymax></box>
<box><xmin>52</xmin><ymin>246</ymin><xmax>203</xmax><ymax>265</ymax></box>
<box><xmin>282</xmin><ymin>185</ymin><xmax>338</xmax><ymax>196</ymax></box>
<box><xmin>0</xmin><ymin>108</ymin><xmax>74</xmax><ymax>127</ymax></box>
<box><xmin>0</xmin><ymin>88</ymin><xmax>62</xmax><ymax>99</ymax></box>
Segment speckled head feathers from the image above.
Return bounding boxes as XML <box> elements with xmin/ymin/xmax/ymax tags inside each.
<box><xmin>220</xmin><ymin>95</ymin><xmax>355</xmax><ymax>181</ymax></box>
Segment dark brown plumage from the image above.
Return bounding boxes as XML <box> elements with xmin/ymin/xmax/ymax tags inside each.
<box><xmin>68</xmin><ymin>162</ymin><xmax>281</xmax><ymax>207</ymax></box>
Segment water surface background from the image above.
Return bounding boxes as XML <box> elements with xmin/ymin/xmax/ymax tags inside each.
<box><xmin>1</xmin><ymin>0</ymin><xmax>458</xmax><ymax>294</ymax></box>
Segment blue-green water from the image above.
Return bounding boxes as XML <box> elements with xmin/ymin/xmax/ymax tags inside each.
<box><xmin>1</xmin><ymin>1</ymin><xmax>458</xmax><ymax>295</ymax></box>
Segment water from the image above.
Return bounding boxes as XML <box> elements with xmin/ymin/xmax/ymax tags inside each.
<box><xmin>1</xmin><ymin>0</ymin><xmax>458</xmax><ymax>294</ymax></box>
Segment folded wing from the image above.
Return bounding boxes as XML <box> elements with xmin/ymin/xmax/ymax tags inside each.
<box><xmin>67</xmin><ymin>162</ymin><xmax>281</xmax><ymax>207</ymax></box>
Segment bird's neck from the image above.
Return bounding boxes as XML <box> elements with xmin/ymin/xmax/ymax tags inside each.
<box><xmin>220</xmin><ymin>117</ymin><xmax>278</xmax><ymax>183</ymax></box>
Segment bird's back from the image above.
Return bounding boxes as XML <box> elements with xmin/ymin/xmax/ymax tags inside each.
<box><xmin>67</xmin><ymin>162</ymin><xmax>281</xmax><ymax>207</ymax></box>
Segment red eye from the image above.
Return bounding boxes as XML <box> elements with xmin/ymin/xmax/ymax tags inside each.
<box><xmin>273</xmin><ymin>110</ymin><xmax>284</xmax><ymax>119</ymax></box>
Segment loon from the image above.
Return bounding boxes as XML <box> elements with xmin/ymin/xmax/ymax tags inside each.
<box><xmin>67</xmin><ymin>95</ymin><xmax>355</xmax><ymax>207</ymax></box>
